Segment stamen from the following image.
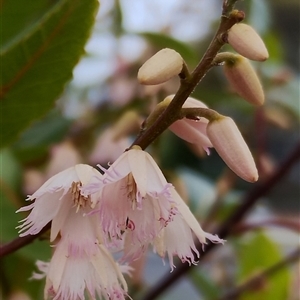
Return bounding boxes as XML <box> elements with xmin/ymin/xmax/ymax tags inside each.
<box><xmin>71</xmin><ymin>182</ymin><xmax>91</xmax><ymax>212</ymax></box>
<box><xmin>126</xmin><ymin>174</ymin><xmax>137</xmax><ymax>209</ymax></box>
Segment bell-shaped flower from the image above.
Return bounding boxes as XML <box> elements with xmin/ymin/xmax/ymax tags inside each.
<box><xmin>32</xmin><ymin>238</ymin><xmax>129</xmax><ymax>300</ymax></box>
<box><xmin>153</xmin><ymin>189</ymin><xmax>224</xmax><ymax>270</ymax></box>
<box><xmin>16</xmin><ymin>164</ymin><xmax>100</xmax><ymax>241</ymax></box>
<box><xmin>166</xmin><ymin>95</ymin><xmax>213</xmax><ymax>154</ymax></box>
<box><xmin>83</xmin><ymin>147</ymin><xmax>224</xmax><ymax>264</ymax></box>
<box><xmin>207</xmin><ymin>116</ymin><xmax>258</xmax><ymax>182</ymax></box>
<box><xmin>82</xmin><ymin>148</ymin><xmax>176</xmax><ymax>259</ymax></box>
<box><xmin>18</xmin><ymin>164</ymin><xmax>130</xmax><ymax>300</ymax></box>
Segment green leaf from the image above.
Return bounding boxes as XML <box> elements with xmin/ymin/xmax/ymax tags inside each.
<box><xmin>0</xmin><ymin>0</ymin><xmax>99</xmax><ymax>148</ymax></box>
<box><xmin>0</xmin><ymin>1</ymin><xmax>57</xmax><ymax>49</ymax></box>
<box><xmin>0</xmin><ymin>149</ymin><xmax>22</xmax><ymax>242</ymax></box>
<box><xmin>142</xmin><ymin>32</ymin><xmax>199</xmax><ymax>65</ymax></box>
<box><xmin>237</xmin><ymin>232</ymin><xmax>290</xmax><ymax>300</ymax></box>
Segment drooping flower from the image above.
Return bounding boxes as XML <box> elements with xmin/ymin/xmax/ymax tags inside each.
<box><xmin>207</xmin><ymin>116</ymin><xmax>258</xmax><ymax>182</ymax></box>
<box><xmin>83</xmin><ymin>147</ymin><xmax>176</xmax><ymax>260</ymax></box>
<box><xmin>32</xmin><ymin>238</ymin><xmax>129</xmax><ymax>300</ymax></box>
<box><xmin>83</xmin><ymin>147</ymin><xmax>224</xmax><ymax>264</ymax></box>
<box><xmin>17</xmin><ymin>164</ymin><xmax>130</xmax><ymax>300</ymax></box>
<box><xmin>166</xmin><ymin>95</ymin><xmax>213</xmax><ymax>154</ymax></box>
<box><xmin>16</xmin><ymin>164</ymin><xmax>100</xmax><ymax>241</ymax></box>
<box><xmin>153</xmin><ymin>189</ymin><xmax>224</xmax><ymax>270</ymax></box>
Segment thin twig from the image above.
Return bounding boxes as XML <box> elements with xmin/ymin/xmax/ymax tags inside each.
<box><xmin>0</xmin><ymin>222</ymin><xmax>51</xmax><ymax>257</ymax></box>
<box><xmin>232</xmin><ymin>218</ymin><xmax>300</xmax><ymax>234</ymax></box>
<box><xmin>141</xmin><ymin>141</ymin><xmax>300</xmax><ymax>300</ymax></box>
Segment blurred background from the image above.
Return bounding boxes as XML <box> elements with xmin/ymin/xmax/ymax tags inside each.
<box><xmin>1</xmin><ymin>0</ymin><xmax>299</xmax><ymax>299</ymax></box>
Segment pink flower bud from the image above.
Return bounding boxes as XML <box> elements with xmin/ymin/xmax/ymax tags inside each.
<box><xmin>224</xmin><ymin>55</ymin><xmax>264</xmax><ymax>106</ymax></box>
<box><xmin>207</xmin><ymin>116</ymin><xmax>258</xmax><ymax>182</ymax></box>
<box><xmin>227</xmin><ymin>23</ymin><xmax>269</xmax><ymax>61</ymax></box>
<box><xmin>137</xmin><ymin>48</ymin><xmax>183</xmax><ymax>85</ymax></box>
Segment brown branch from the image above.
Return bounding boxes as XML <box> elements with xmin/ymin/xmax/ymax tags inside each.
<box><xmin>141</xmin><ymin>141</ymin><xmax>300</xmax><ymax>300</ymax></box>
<box><xmin>232</xmin><ymin>218</ymin><xmax>300</xmax><ymax>234</ymax></box>
<box><xmin>0</xmin><ymin>222</ymin><xmax>51</xmax><ymax>258</ymax></box>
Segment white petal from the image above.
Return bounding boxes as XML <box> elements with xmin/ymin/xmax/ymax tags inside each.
<box><xmin>17</xmin><ymin>190</ymin><xmax>64</xmax><ymax>237</ymax></box>
<box><xmin>75</xmin><ymin>164</ymin><xmax>99</xmax><ymax>185</ymax></box>
<box><xmin>50</xmin><ymin>194</ymin><xmax>73</xmax><ymax>242</ymax></box>
<box><xmin>47</xmin><ymin>242</ymin><xmax>68</xmax><ymax>291</ymax></box>
<box><xmin>29</xmin><ymin>166</ymin><xmax>79</xmax><ymax>199</ymax></box>
<box><xmin>144</xmin><ymin>151</ymin><xmax>171</xmax><ymax>193</ymax></box>
<box><xmin>171</xmin><ymin>190</ymin><xmax>207</xmax><ymax>244</ymax></box>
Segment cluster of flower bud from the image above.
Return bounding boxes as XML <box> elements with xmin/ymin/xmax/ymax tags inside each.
<box><xmin>137</xmin><ymin>39</ymin><xmax>262</xmax><ymax>183</ymax></box>
<box><xmin>219</xmin><ymin>22</ymin><xmax>269</xmax><ymax>106</ymax></box>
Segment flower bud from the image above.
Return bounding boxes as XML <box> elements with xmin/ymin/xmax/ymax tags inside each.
<box><xmin>227</xmin><ymin>23</ymin><xmax>269</xmax><ymax>61</ymax></box>
<box><xmin>224</xmin><ymin>54</ymin><xmax>264</xmax><ymax>106</ymax></box>
<box><xmin>207</xmin><ymin>116</ymin><xmax>258</xmax><ymax>183</ymax></box>
<box><xmin>137</xmin><ymin>48</ymin><xmax>183</xmax><ymax>85</ymax></box>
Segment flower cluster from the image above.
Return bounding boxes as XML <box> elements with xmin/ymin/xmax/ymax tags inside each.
<box><xmin>17</xmin><ymin>149</ymin><xmax>224</xmax><ymax>299</ymax></box>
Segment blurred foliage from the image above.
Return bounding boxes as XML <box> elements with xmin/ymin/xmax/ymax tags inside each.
<box><xmin>189</xmin><ymin>268</ymin><xmax>221</xmax><ymax>299</ymax></box>
<box><xmin>12</xmin><ymin>109</ymin><xmax>72</xmax><ymax>163</ymax></box>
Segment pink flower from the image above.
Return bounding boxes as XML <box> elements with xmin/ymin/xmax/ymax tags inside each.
<box><xmin>83</xmin><ymin>148</ymin><xmax>176</xmax><ymax>260</ymax></box>
<box><xmin>83</xmin><ymin>148</ymin><xmax>224</xmax><ymax>265</ymax></box>
<box><xmin>167</xmin><ymin>95</ymin><xmax>213</xmax><ymax>154</ymax></box>
<box><xmin>16</xmin><ymin>164</ymin><xmax>100</xmax><ymax>241</ymax></box>
<box><xmin>17</xmin><ymin>164</ymin><xmax>130</xmax><ymax>300</ymax></box>
<box><xmin>32</xmin><ymin>239</ymin><xmax>129</xmax><ymax>300</ymax></box>
<box><xmin>153</xmin><ymin>190</ymin><xmax>224</xmax><ymax>270</ymax></box>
